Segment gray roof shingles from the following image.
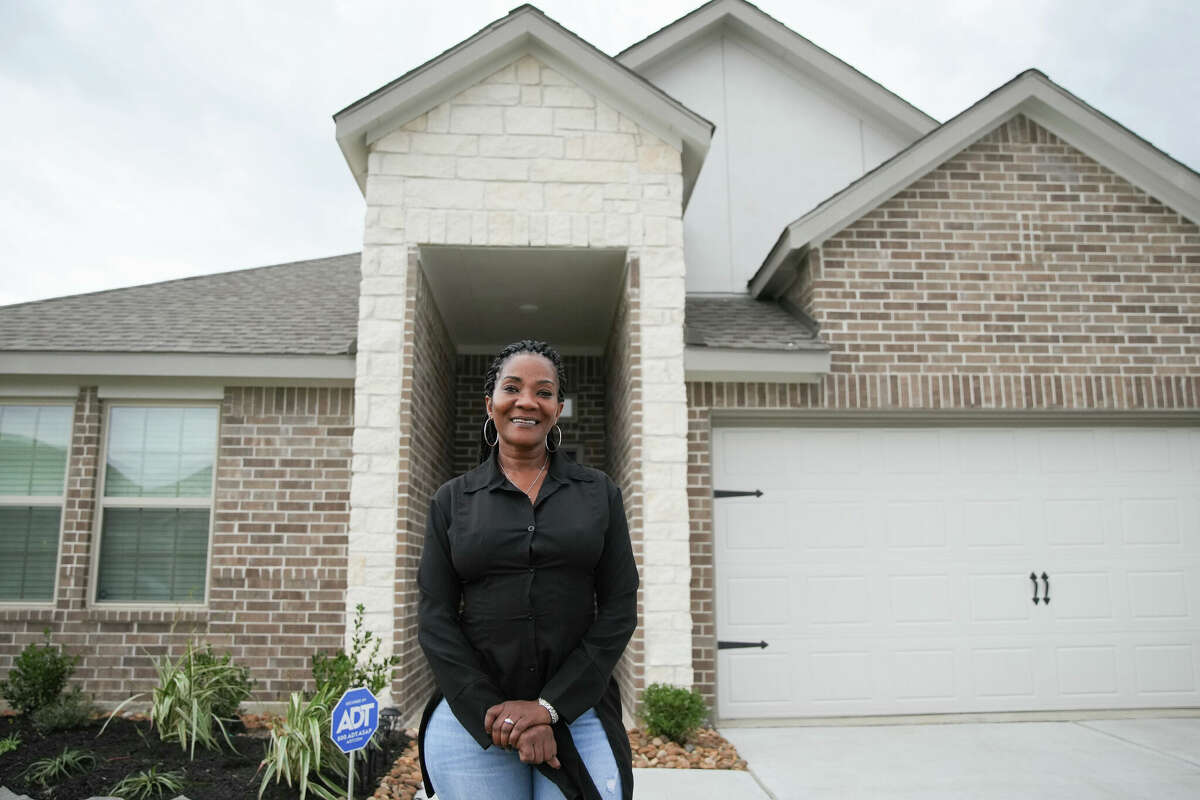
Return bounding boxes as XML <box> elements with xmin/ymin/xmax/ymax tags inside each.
<box><xmin>684</xmin><ymin>295</ymin><xmax>825</xmax><ymax>351</ymax></box>
<box><xmin>0</xmin><ymin>254</ymin><xmax>361</xmax><ymax>356</ymax></box>
<box><xmin>1</xmin><ymin>254</ymin><xmax>823</xmax><ymax>357</ymax></box>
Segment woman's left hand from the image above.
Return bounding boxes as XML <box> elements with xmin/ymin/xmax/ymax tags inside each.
<box><xmin>485</xmin><ymin>700</ymin><xmax>553</xmax><ymax>748</ymax></box>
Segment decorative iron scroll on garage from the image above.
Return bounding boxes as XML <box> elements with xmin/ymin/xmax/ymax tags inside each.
<box><xmin>713</xmin><ymin>487</ymin><xmax>769</xmax><ymax>651</ymax></box>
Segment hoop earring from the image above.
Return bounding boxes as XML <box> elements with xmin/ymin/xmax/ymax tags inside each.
<box><xmin>546</xmin><ymin>424</ymin><xmax>563</xmax><ymax>453</ymax></box>
<box><xmin>482</xmin><ymin>417</ymin><xmax>498</xmax><ymax>447</ymax></box>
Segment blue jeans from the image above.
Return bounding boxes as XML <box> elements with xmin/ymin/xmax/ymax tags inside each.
<box><xmin>424</xmin><ymin>698</ymin><xmax>621</xmax><ymax>799</ymax></box>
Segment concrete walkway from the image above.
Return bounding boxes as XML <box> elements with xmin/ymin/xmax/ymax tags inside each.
<box><xmin>720</xmin><ymin>717</ymin><xmax>1200</xmax><ymax>799</ymax></box>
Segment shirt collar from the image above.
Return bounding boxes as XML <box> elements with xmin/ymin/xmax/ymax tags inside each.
<box><xmin>462</xmin><ymin>446</ymin><xmax>592</xmax><ymax>493</ymax></box>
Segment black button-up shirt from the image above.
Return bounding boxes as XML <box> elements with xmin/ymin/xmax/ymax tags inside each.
<box><xmin>417</xmin><ymin>448</ymin><xmax>639</xmax><ymax>800</ymax></box>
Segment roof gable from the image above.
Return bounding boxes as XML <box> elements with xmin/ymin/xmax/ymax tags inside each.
<box><xmin>618</xmin><ymin>0</ymin><xmax>936</xmax><ymax>141</ymax></box>
<box><xmin>334</xmin><ymin>4</ymin><xmax>713</xmax><ymax>205</ymax></box>
<box><xmin>751</xmin><ymin>69</ymin><xmax>1200</xmax><ymax>298</ymax></box>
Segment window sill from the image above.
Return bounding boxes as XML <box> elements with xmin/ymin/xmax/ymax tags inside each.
<box><xmin>83</xmin><ymin>606</ymin><xmax>210</xmax><ymax>624</ymax></box>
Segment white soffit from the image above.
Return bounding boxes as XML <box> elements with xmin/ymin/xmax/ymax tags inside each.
<box><xmin>751</xmin><ymin>70</ymin><xmax>1200</xmax><ymax>299</ymax></box>
<box><xmin>617</xmin><ymin>0</ymin><xmax>936</xmax><ymax>140</ymax></box>
<box><xmin>419</xmin><ymin>245</ymin><xmax>625</xmax><ymax>355</ymax></box>
<box><xmin>333</xmin><ymin>5</ymin><xmax>713</xmax><ymax>205</ymax></box>
<box><xmin>0</xmin><ymin>352</ymin><xmax>355</xmax><ymax>382</ymax></box>
<box><xmin>685</xmin><ymin>346</ymin><xmax>830</xmax><ymax>383</ymax></box>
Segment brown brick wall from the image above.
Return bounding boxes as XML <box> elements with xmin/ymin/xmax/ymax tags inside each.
<box><xmin>789</xmin><ymin>114</ymin><xmax>1200</xmax><ymax>384</ymax></box>
<box><xmin>0</xmin><ymin>386</ymin><xmax>353</xmax><ymax>706</ymax></box>
<box><xmin>392</xmin><ymin>255</ymin><xmax>458</xmax><ymax>718</ymax></box>
<box><xmin>688</xmin><ymin>114</ymin><xmax>1200</xmax><ymax>714</ymax></box>
<box><xmin>605</xmin><ymin>255</ymin><xmax>644</xmax><ymax>720</ymax></box>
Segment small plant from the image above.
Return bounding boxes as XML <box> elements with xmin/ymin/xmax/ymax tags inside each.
<box><xmin>20</xmin><ymin>746</ymin><xmax>95</xmax><ymax>787</ymax></box>
<box><xmin>191</xmin><ymin>644</ymin><xmax>254</xmax><ymax>719</ymax></box>
<box><xmin>311</xmin><ymin>603</ymin><xmax>400</xmax><ymax>697</ymax></box>
<box><xmin>0</xmin><ymin>733</ymin><xmax>20</xmax><ymax>756</ymax></box>
<box><xmin>102</xmin><ymin>640</ymin><xmax>252</xmax><ymax>758</ymax></box>
<box><xmin>641</xmin><ymin>683</ymin><xmax>708</xmax><ymax>744</ymax></box>
<box><xmin>108</xmin><ymin>765</ymin><xmax>186</xmax><ymax>800</ymax></box>
<box><xmin>257</xmin><ymin>685</ymin><xmax>345</xmax><ymax>800</ymax></box>
<box><xmin>0</xmin><ymin>628</ymin><xmax>80</xmax><ymax>714</ymax></box>
<box><xmin>31</xmin><ymin>684</ymin><xmax>96</xmax><ymax>734</ymax></box>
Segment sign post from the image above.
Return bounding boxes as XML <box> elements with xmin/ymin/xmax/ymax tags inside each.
<box><xmin>330</xmin><ymin>686</ymin><xmax>380</xmax><ymax>800</ymax></box>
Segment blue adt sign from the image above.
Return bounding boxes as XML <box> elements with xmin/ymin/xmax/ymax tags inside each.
<box><xmin>330</xmin><ymin>687</ymin><xmax>380</xmax><ymax>754</ymax></box>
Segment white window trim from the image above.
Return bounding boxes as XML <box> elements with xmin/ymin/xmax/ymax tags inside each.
<box><xmin>0</xmin><ymin>399</ymin><xmax>75</xmax><ymax>609</ymax></box>
<box><xmin>89</xmin><ymin>399</ymin><xmax>221</xmax><ymax>610</ymax></box>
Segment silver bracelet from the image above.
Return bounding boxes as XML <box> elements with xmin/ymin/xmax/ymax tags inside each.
<box><xmin>537</xmin><ymin>697</ymin><xmax>559</xmax><ymax>724</ymax></box>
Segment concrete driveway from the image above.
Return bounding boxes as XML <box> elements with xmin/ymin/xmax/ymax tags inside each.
<box><xmin>719</xmin><ymin>716</ymin><xmax>1200</xmax><ymax>799</ymax></box>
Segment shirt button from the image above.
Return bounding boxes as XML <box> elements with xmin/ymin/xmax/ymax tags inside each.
<box><xmin>528</xmin><ymin>666</ymin><xmax>536</xmax><ymax>672</ymax></box>
<box><xmin>527</xmin><ymin>525</ymin><xmax>535</xmax><ymax>532</ymax></box>
<box><xmin>527</xmin><ymin>614</ymin><xmax>534</xmax><ymax>620</ymax></box>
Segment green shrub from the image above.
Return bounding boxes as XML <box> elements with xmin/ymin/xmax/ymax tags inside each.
<box><xmin>0</xmin><ymin>629</ymin><xmax>79</xmax><ymax>715</ymax></box>
<box><xmin>102</xmin><ymin>640</ymin><xmax>253</xmax><ymax>758</ymax></box>
<box><xmin>311</xmin><ymin>603</ymin><xmax>400</xmax><ymax>697</ymax></box>
<box><xmin>31</xmin><ymin>684</ymin><xmax>95</xmax><ymax>734</ymax></box>
<box><xmin>191</xmin><ymin>644</ymin><xmax>253</xmax><ymax>719</ymax></box>
<box><xmin>640</xmin><ymin>683</ymin><xmax>708</xmax><ymax>744</ymax></box>
<box><xmin>21</xmin><ymin>746</ymin><xmax>95</xmax><ymax>787</ymax></box>
<box><xmin>108</xmin><ymin>765</ymin><xmax>186</xmax><ymax>799</ymax></box>
<box><xmin>0</xmin><ymin>733</ymin><xmax>20</xmax><ymax>756</ymax></box>
<box><xmin>258</xmin><ymin>685</ymin><xmax>346</xmax><ymax>800</ymax></box>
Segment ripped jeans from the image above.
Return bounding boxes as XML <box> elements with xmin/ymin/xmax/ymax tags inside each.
<box><xmin>424</xmin><ymin>698</ymin><xmax>620</xmax><ymax>799</ymax></box>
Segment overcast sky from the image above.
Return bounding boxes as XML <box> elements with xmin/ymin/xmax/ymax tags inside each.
<box><xmin>1</xmin><ymin>0</ymin><xmax>1196</xmax><ymax>307</ymax></box>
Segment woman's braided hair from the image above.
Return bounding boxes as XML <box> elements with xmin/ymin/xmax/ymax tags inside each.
<box><xmin>479</xmin><ymin>339</ymin><xmax>566</xmax><ymax>461</ymax></box>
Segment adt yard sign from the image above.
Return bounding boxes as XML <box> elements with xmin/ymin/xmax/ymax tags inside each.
<box><xmin>331</xmin><ymin>687</ymin><xmax>379</xmax><ymax>754</ymax></box>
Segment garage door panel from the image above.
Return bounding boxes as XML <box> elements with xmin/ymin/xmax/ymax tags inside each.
<box><xmin>967</xmin><ymin>573</ymin><xmax>1037</xmax><ymax>624</ymax></box>
<box><xmin>714</xmin><ymin>425</ymin><xmax>1200</xmax><ymax>719</ymax></box>
<box><xmin>1044</xmin><ymin>497</ymin><xmax>1108</xmax><ymax>547</ymax></box>
<box><xmin>1055</xmin><ymin>644</ymin><xmax>1120</xmax><ymax>697</ymax></box>
<box><xmin>961</xmin><ymin>498</ymin><xmax>1030</xmax><ymax>549</ymax></box>
<box><xmin>1047</xmin><ymin>571</ymin><xmax>1115</xmax><ymax>622</ymax></box>
<box><xmin>1039</xmin><ymin>429</ymin><xmax>1101</xmax><ymax>473</ymax></box>
<box><xmin>888</xmin><ymin>574</ymin><xmax>954</xmax><ymax>625</ymax></box>
<box><xmin>799</xmin><ymin>500</ymin><xmax>869</xmax><ymax>550</ymax></box>
<box><xmin>1113</xmin><ymin>428</ymin><xmax>1173</xmax><ymax>472</ymax></box>
<box><xmin>970</xmin><ymin>646</ymin><xmax>1038</xmax><ymax>701</ymax></box>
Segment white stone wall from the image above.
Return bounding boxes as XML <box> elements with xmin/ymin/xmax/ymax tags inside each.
<box><xmin>351</xmin><ymin>53</ymin><xmax>694</xmax><ymax>691</ymax></box>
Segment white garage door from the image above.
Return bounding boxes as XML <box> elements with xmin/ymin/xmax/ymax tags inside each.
<box><xmin>714</xmin><ymin>425</ymin><xmax>1200</xmax><ymax>719</ymax></box>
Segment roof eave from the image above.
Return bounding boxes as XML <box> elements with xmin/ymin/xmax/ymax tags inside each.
<box><xmin>335</xmin><ymin>6</ymin><xmax>714</xmax><ymax>204</ymax></box>
<box><xmin>684</xmin><ymin>344</ymin><xmax>831</xmax><ymax>383</ymax></box>
<box><xmin>751</xmin><ymin>70</ymin><xmax>1200</xmax><ymax>298</ymax></box>
<box><xmin>0</xmin><ymin>351</ymin><xmax>356</xmax><ymax>381</ymax></box>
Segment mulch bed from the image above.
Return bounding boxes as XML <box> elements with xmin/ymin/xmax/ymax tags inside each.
<box><xmin>0</xmin><ymin>712</ymin><xmax>408</xmax><ymax>799</ymax></box>
<box><xmin>2</xmin><ymin>714</ymin><xmax>743</xmax><ymax>800</ymax></box>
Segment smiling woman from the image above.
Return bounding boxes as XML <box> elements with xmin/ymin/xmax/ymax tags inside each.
<box><xmin>416</xmin><ymin>339</ymin><xmax>638</xmax><ymax>800</ymax></box>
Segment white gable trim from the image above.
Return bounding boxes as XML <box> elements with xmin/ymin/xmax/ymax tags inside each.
<box><xmin>334</xmin><ymin>6</ymin><xmax>713</xmax><ymax>205</ymax></box>
<box><xmin>618</xmin><ymin>0</ymin><xmax>936</xmax><ymax>140</ymax></box>
<box><xmin>751</xmin><ymin>70</ymin><xmax>1200</xmax><ymax>298</ymax></box>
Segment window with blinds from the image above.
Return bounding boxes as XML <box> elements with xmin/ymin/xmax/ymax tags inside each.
<box><xmin>95</xmin><ymin>405</ymin><xmax>219</xmax><ymax>604</ymax></box>
<box><xmin>0</xmin><ymin>403</ymin><xmax>74</xmax><ymax>602</ymax></box>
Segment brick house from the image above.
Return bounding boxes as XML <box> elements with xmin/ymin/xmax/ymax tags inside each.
<box><xmin>2</xmin><ymin>0</ymin><xmax>1198</xmax><ymax>723</ymax></box>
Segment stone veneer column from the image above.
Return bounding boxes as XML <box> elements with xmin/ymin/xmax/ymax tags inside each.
<box><xmin>348</xmin><ymin>52</ymin><xmax>695</xmax><ymax>698</ymax></box>
<box><xmin>347</xmin><ymin>239</ymin><xmax>408</xmax><ymax>701</ymax></box>
<box><xmin>634</xmin><ymin>245</ymin><xmax>693</xmax><ymax>688</ymax></box>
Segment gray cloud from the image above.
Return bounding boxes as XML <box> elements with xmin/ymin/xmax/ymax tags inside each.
<box><xmin>1</xmin><ymin>0</ymin><xmax>1195</xmax><ymax>306</ymax></box>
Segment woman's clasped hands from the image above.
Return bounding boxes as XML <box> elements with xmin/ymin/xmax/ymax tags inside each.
<box><xmin>485</xmin><ymin>700</ymin><xmax>561</xmax><ymax>768</ymax></box>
